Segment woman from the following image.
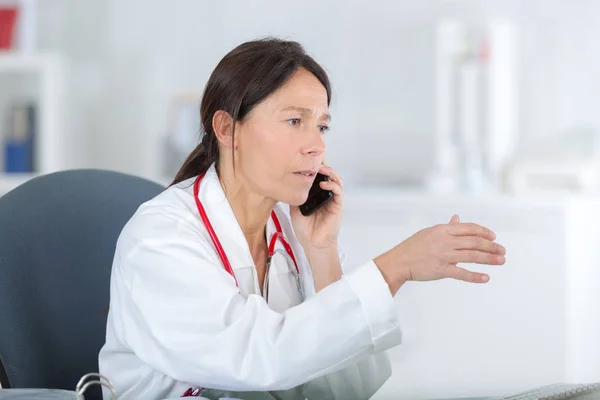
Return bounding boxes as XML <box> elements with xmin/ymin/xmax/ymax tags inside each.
<box><xmin>98</xmin><ymin>38</ymin><xmax>506</xmax><ymax>400</ymax></box>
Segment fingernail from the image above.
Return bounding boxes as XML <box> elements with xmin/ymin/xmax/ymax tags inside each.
<box><xmin>482</xmin><ymin>275</ymin><xmax>489</xmax><ymax>282</ymax></box>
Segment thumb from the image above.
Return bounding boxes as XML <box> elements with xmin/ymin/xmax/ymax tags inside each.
<box><xmin>449</xmin><ymin>214</ymin><xmax>460</xmax><ymax>224</ymax></box>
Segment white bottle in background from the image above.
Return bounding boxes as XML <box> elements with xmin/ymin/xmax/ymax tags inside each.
<box><xmin>429</xmin><ymin>19</ymin><xmax>518</xmax><ymax>195</ymax></box>
<box><xmin>458</xmin><ymin>46</ymin><xmax>488</xmax><ymax>193</ymax></box>
<box><xmin>486</xmin><ymin>21</ymin><xmax>518</xmax><ymax>192</ymax></box>
<box><xmin>17</xmin><ymin>0</ymin><xmax>37</xmax><ymax>53</ymax></box>
<box><xmin>426</xmin><ymin>20</ymin><xmax>464</xmax><ymax>193</ymax></box>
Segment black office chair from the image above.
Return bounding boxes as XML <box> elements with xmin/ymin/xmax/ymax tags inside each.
<box><xmin>0</xmin><ymin>170</ymin><xmax>165</xmax><ymax>399</ymax></box>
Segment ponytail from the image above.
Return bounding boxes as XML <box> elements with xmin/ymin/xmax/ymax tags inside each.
<box><xmin>170</xmin><ymin>132</ymin><xmax>218</xmax><ymax>186</ymax></box>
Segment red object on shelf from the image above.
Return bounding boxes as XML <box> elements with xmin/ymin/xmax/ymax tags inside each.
<box><xmin>0</xmin><ymin>7</ymin><xmax>18</xmax><ymax>50</ymax></box>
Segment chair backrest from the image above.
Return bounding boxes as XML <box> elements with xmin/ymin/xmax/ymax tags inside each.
<box><xmin>0</xmin><ymin>169</ymin><xmax>165</xmax><ymax>398</ymax></box>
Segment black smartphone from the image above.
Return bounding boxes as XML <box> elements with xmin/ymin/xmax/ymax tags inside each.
<box><xmin>299</xmin><ymin>173</ymin><xmax>333</xmax><ymax>216</ymax></box>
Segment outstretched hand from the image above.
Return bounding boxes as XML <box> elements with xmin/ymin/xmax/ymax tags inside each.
<box><xmin>375</xmin><ymin>214</ymin><xmax>506</xmax><ymax>294</ymax></box>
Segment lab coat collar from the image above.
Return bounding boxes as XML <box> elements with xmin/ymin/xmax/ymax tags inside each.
<box><xmin>198</xmin><ymin>164</ymin><xmax>280</xmax><ymax>272</ymax></box>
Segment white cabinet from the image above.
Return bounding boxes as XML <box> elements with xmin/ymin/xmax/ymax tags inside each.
<box><xmin>0</xmin><ymin>51</ymin><xmax>68</xmax><ymax>195</ymax></box>
<box><xmin>339</xmin><ymin>188</ymin><xmax>600</xmax><ymax>399</ymax></box>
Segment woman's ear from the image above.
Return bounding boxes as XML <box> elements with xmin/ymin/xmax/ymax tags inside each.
<box><xmin>212</xmin><ymin>110</ymin><xmax>235</xmax><ymax>149</ymax></box>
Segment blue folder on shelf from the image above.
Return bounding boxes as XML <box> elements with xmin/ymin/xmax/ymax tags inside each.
<box><xmin>3</xmin><ymin>103</ymin><xmax>35</xmax><ymax>173</ymax></box>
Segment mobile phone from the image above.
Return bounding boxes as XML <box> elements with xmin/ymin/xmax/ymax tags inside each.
<box><xmin>299</xmin><ymin>173</ymin><xmax>333</xmax><ymax>216</ymax></box>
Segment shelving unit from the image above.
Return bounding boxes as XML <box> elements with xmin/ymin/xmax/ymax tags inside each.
<box><xmin>0</xmin><ymin>51</ymin><xmax>67</xmax><ymax>195</ymax></box>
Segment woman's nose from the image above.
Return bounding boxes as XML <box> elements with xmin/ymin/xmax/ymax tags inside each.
<box><xmin>303</xmin><ymin>128</ymin><xmax>325</xmax><ymax>156</ymax></box>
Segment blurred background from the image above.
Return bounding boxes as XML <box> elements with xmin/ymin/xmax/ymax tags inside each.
<box><xmin>3</xmin><ymin>1</ymin><xmax>600</xmax><ymax>399</ymax></box>
<box><xmin>1</xmin><ymin>0</ymin><xmax>600</xmax><ymax>195</ymax></box>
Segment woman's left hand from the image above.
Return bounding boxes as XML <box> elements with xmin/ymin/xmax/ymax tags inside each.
<box><xmin>290</xmin><ymin>164</ymin><xmax>344</xmax><ymax>252</ymax></box>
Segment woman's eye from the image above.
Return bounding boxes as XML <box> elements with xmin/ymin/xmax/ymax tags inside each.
<box><xmin>318</xmin><ymin>125</ymin><xmax>330</xmax><ymax>133</ymax></box>
<box><xmin>288</xmin><ymin>118</ymin><xmax>301</xmax><ymax>126</ymax></box>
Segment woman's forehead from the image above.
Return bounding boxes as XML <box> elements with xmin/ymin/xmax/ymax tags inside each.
<box><xmin>261</xmin><ymin>72</ymin><xmax>329</xmax><ymax>115</ymax></box>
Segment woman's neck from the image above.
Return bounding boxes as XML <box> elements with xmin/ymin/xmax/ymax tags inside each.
<box><xmin>217</xmin><ymin>165</ymin><xmax>276</xmax><ymax>250</ymax></box>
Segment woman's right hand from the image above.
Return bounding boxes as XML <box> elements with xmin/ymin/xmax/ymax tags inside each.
<box><xmin>374</xmin><ymin>214</ymin><xmax>506</xmax><ymax>295</ymax></box>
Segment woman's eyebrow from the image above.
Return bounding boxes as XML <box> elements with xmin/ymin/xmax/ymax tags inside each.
<box><xmin>280</xmin><ymin>106</ymin><xmax>331</xmax><ymax>122</ymax></box>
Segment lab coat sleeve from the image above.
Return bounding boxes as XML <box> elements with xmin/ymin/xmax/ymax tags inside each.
<box><xmin>301</xmin><ymin>248</ymin><xmax>396</xmax><ymax>399</ymax></box>
<box><xmin>114</xmin><ymin>206</ymin><xmax>402</xmax><ymax>393</ymax></box>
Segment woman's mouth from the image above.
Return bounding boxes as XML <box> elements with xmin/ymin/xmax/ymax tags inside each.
<box><xmin>293</xmin><ymin>171</ymin><xmax>316</xmax><ymax>182</ymax></box>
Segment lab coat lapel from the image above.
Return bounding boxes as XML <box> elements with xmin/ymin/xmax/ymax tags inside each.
<box><xmin>197</xmin><ymin>165</ymin><xmax>255</xmax><ymax>292</ymax></box>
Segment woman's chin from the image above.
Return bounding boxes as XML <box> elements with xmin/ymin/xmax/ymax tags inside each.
<box><xmin>282</xmin><ymin>193</ymin><xmax>309</xmax><ymax>207</ymax></box>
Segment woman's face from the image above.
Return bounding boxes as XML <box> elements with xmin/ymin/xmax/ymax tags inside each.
<box><xmin>234</xmin><ymin>68</ymin><xmax>330</xmax><ymax>206</ymax></box>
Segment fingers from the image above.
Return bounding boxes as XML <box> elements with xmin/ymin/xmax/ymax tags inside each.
<box><xmin>445</xmin><ymin>229</ymin><xmax>505</xmax><ymax>266</ymax></box>
<box><xmin>317</xmin><ymin>165</ymin><xmax>343</xmax><ymax>206</ymax></box>
<box><xmin>449</xmin><ymin>214</ymin><xmax>460</xmax><ymax>224</ymax></box>
<box><xmin>319</xmin><ymin>178</ymin><xmax>343</xmax><ymax>198</ymax></box>
<box><xmin>318</xmin><ymin>165</ymin><xmax>343</xmax><ymax>189</ymax></box>
<box><xmin>452</xmin><ymin>236</ymin><xmax>506</xmax><ymax>255</ymax></box>
<box><xmin>447</xmin><ymin>250</ymin><xmax>506</xmax><ymax>265</ymax></box>
<box><xmin>447</xmin><ymin>222</ymin><xmax>496</xmax><ymax>241</ymax></box>
<box><xmin>446</xmin><ymin>264</ymin><xmax>490</xmax><ymax>283</ymax></box>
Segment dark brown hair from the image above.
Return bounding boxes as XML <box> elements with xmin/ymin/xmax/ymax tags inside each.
<box><xmin>170</xmin><ymin>37</ymin><xmax>332</xmax><ymax>186</ymax></box>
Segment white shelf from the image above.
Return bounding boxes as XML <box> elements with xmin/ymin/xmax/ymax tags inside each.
<box><xmin>0</xmin><ymin>51</ymin><xmax>71</xmax><ymax>190</ymax></box>
<box><xmin>0</xmin><ymin>51</ymin><xmax>62</xmax><ymax>73</ymax></box>
<box><xmin>0</xmin><ymin>173</ymin><xmax>37</xmax><ymax>195</ymax></box>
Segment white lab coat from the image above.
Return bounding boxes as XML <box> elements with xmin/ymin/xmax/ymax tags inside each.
<box><xmin>98</xmin><ymin>164</ymin><xmax>402</xmax><ymax>400</ymax></box>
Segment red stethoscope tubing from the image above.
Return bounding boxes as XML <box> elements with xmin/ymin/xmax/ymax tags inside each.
<box><xmin>193</xmin><ymin>173</ymin><xmax>300</xmax><ymax>288</ymax></box>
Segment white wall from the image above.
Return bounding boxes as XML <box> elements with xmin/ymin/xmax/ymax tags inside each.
<box><xmin>33</xmin><ymin>0</ymin><xmax>600</xmax><ymax>186</ymax></box>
